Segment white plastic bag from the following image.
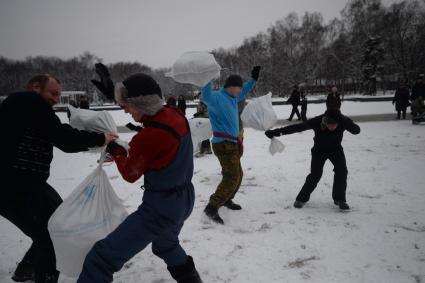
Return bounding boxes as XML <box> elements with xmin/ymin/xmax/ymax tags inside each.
<box><xmin>48</xmin><ymin>157</ymin><xmax>128</xmax><ymax>277</ymax></box>
<box><xmin>69</xmin><ymin>105</ymin><xmax>117</xmax><ymax>134</ymax></box>
<box><xmin>166</xmin><ymin>51</ymin><xmax>221</xmax><ymax>87</ymax></box>
<box><xmin>241</xmin><ymin>93</ymin><xmax>277</xmax><ymax>131</ymax></box>
<box><xmin>188</xmin><ymin>118</ymin><xmax>212</xmax><ymax>153</ymax></box>
<box><xmin>269</xmin><ymin>138</ymin><xmax>285</xmax><ymax>155</ymax></box>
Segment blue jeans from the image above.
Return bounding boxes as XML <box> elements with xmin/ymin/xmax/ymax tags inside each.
<box><xmin>77</xmin><ymin>185</ymin><xmax>195</xmax><ymax>283</ymax></box>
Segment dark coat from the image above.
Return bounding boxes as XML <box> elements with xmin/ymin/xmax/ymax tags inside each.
<box><xmin>393</xmin><ymin>86</ymin><xmax>410</xmax><ymax>110</ymax></box>
<box><xmin>277</xmin><ymin>114</ymin><xmax>360</xmax><ymax>152</ymax></box>
<box><xmin>288</xmin><ymin>89</ymin><xmax>301</xmax><ymax>106</ymax></box>
<box><xmin>411</xmin><ymin>82</ymin><xmax>425</xmax><ymax>100</ymax></box>
<box><xmin>326</xmin><ymin>93</ymin><xmax>342</xmax><ymax>110</ymax></box>
<box><xmin>177</xmin><ymin>97</ymin><xmax>187</xmax><ymax>114</ymax></box>
<box><xmin>0</xmin><ymin>91</ymin><xmax>105</xmax><ymax>184</ymax></box>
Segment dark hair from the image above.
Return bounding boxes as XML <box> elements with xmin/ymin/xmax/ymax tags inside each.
<box><xmin>26</xmin><ymin>74</ymin><xmax>61</xmax><ymax>90</ymax></box>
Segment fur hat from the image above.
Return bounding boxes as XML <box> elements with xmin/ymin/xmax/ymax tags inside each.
<box><xmin>115</xmin><ymin>73</ymin><xmax>164</xmax><ymax>116</ymax></box>
<box><xmin>224</xmin><ymin>75</ymin><xmax>243</xmax><ymax>88</ymax></box>
<box><xmin>324</xmin><ymin>109</ymin><xmax>341</xmax><ymax>124</ymax></box>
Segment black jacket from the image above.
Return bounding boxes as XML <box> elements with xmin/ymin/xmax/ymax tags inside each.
<box><xmin>326</xmin><ymin>93</ymin><xmax>342</xmax><ymax>110</ymax></box>
<box><xmin>411</xmin><ymin>82</ymin><xmax>425</xmax><ymax>100</ymax></box>
<box><xmin>288</xmin><ymin>90</ymin><xmax>301</xmax><ymax>106</ymax></box>
<box><xmin>0</xmin><ymin>92</ymin><xmax>105</xmax><ymax>185</ymax></box>
<box><xmin>393</xmin><ymin>86</ymin><xmax>410</xmax><ymax>110</ymax></box>
<box><xmin>277</xmin><ymin>114</ymin><xmax>360</xmax><ymax>151</ymax></box>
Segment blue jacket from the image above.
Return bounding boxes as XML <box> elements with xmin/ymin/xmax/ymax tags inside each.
<box><xmin>201</xmin><ymin>79</ymin><xmax>256</xmax><ymax>143</ymax></box>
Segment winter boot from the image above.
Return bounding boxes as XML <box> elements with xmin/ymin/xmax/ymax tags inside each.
<box><xmin>334</xmin><ymin>201</ymin><xmax>350</xmax><ymax>210</ymax></box>
<box><xmin>35</xmin><ymin>271</ymin><xmax>59</xmax><ymax>283</ymax></box>
<box><xmin>12</xmin><ymin>260</ymin><xmax>35</xmax><ymax>282</ymax></box>
<box><xmin>293</xmin><ymin>200</ymin><xmax>306</xmax><ymax>209</ymax></box>
<box><xmin>204</xmin><ymin>204</ymin><xmax>224</xmax><ymax>224</ymax></box>
<box><xmin>224</xmin><ymin>200</ymin><xmax>242</xmax><ymax>210</ymax></box>
<box><xmin>168</xmin><ymin>256</ymin><xmax>203</xmax><ymax>283</ymax></box>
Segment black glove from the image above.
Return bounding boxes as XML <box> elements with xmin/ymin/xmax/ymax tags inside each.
<box><xmin>126</xmin><ymin>123</ymin><xmax>143</xmax><ymax>132</ymax></box>
<box><xmin>91</xmin><ymin>63</ymin><xmax>115</xmax><ymax>101</ymax></box>
<box><xmin>105</xmin><ymin>141</ymin><xmax>127</xmax><ymax>156</ymax></box>
<box><xmin>251</xmin><ymin>66</ymin><xmax>262</xmax><ymax>81</ymax></box>
<box><xmin>265</xmin><ymin>129</ymin><xmax>280</xmax><ymax>139</ymax></box>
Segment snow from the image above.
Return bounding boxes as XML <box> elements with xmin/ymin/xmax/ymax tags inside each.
<box><xmin>1</xmin><ymin>120</ymin><xmax>424</xmax><ymax>283</ymax></box>
<box><xmin>56</xmin><ymin>100</ymin><xmax>396</xmax><ymax>127</ymax></box>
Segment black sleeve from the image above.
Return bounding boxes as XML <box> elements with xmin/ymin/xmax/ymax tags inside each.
<box><xmin>342</xmin><ymin>116</ymin><xmax>361</xmax><ymax>135</ymax></box>
<box><xmin>278</xmin><ymin>117</ymin><xmax>317</xmax><ymax>135</ymax></box>
<box><xmin>32</xmin><ymin>98</ymin><xmax>105</xmax><ymax>152</ymax></box>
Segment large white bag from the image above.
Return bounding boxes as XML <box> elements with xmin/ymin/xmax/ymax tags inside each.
<box><xmin>241</xmin><ymin>93</ymin><xmax>285</xmax><ymax>155</ymax></box>
<box><xmin>48</xmin><ymin>157</ymin><xmax>128</xmax><ymax>277</ymax></box>
<box><xmin>188</xmin><ymin>118</ymin><xmax>212</xmax><ymax>153</ymax></box>
<box><xmin>68</xmin><ymin>105</ymin><xmax>117</xmax><ymax>134</ymax></box>
<box><xmin>166</xmin><ymin>51</ymin><xmax>221</xmax><ymax>87</ymax></box>
<box><xmin>241</xmin><ymin>92</ymin><xmax>277</xmax><ymax>131</ymax></box>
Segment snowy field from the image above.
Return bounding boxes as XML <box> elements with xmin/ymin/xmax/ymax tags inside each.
<box><xmin>56</xmin><ymin>101</ymin><xmax>396</xmax><ymax>127</ymax></box>
<box><xmin>1</xmin><ymin>119</ymin><xmax>424</xmax><ymax>283</ymax></box>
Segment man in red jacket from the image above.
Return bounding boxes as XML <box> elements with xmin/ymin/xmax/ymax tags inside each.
<box><xmin>77</xmin><ymin>73</ymin><xmax>202</xmax><ymax>283</ymax></box>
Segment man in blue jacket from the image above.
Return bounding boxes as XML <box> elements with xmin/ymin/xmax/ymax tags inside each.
<box><xmin>201</xmin><ymin>66</ymin><xmax>261</xmax><ymax>224</ymax></box>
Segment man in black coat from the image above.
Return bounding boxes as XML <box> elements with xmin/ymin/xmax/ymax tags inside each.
<box><xmin>392</xmin><ymin>81</ymin><xmax>410</xmax><ymax>119</ymax></box>
<box><xmin>326</xmin><ymin>86</ymin><xmax>342</xmax><ymax>110</ymax></box>
<box><xmin>287</xmin><ymin>85</ymin><xmax>301</xmax><ymax>121</ymax></box>
<box><xmin>0</xmin><ymin>75</ymin><xmax>118</xmax><ymax>283</ymax></box>
<box><xmin>265</xmin><ymin>109</ymin><xmax>360</xmax><ymax>210</ymax></box>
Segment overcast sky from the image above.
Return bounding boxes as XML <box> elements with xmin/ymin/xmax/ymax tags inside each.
<box><xmin>0</xmin><ymin>0</ymin><xmax>400</xmax><ymax>69</ymax></box>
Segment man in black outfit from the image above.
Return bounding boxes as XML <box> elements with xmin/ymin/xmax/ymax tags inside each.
<box><xmin>326</xmin><ymin>86</ymin><xmax>342</xmax><ymax>110</ymax></box>
<box><xmin>265</xmin><ymin>109</ymin><xmax>360</xmax><ymax>210</ymax></box>
<box><xmin>287</xmin><ymin>85</ymin><xmax>301</xmax><ymax>121</ymax></box>
<box><xmin>0</xmin><ymin>74</ymin><xmax>118</xmax><ymax>283</ymax></box>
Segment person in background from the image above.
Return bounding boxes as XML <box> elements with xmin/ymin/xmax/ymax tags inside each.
<box><xmin>193</xmin><ymin>99</ymin><xmax>212</xmax><ymax>156</ymax></box>
<box><xmin>265</xmin><ymin>109</ymin><xmax>360</xmax><ymax>211</ymax></box>
<box><xmin>301</xmin><ymin>93</ymin><xmax>308</xmax><ymax>122</ymax></box>
<box><xmin>201</xmin><ymin>66</ymin><xmax>261</xmax><ymax>224</ymax></box>
<box><xmin>392</xmin><ymin>79</ymin><xmax>410</xmax><ymax>119</ymax></box>
<box><xmin>287</xmin><ymin>85</ymin><xmax>301</xmax><ymax>121</ymax></box>
<box><xmin>79</xmin><ymin>96</ymin><xmax>90</xmax><ymax>109</ymax></box>
<box><xmin>326</xmin><ymin>86</ymin><xmax>342</xmax><ymax>111</ymax></box>
<box><xmin>166</xmin><ymin>95</ymin><xmax>177</xmax><ymax>107</ymax></box>
<box><xmin>411</xmin><ymin>74</ymin><xmax>425</xmax><ymax>118</ymax></box>
<box><xmin>78</xmin><ymin>73</ymin><xmax>202</xmax><ymax>283</ymax></box>
<box><xmin>177</xmin><ymin>95</ymin><xmax>187</xmax><ymax>115</ymax></box>
<box><xmin>0</xmin><ymin>74</ymin><xmax>116</xmax><ymax>283</ymax></box>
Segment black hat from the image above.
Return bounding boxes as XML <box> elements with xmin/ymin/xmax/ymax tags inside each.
<box><xmin>224</xmin><ymin>75</ymin><xmax>243</xmax><ymax>88</ymax></box>
<box><xmin>122</xmin><ymin>73</ymin><xmax>162</xmax><ymax>98</ymax></box>
<box><xmin>324</xmin><ymin>109</ymin><xmax>341</xmax><ymax>124</ymax></box>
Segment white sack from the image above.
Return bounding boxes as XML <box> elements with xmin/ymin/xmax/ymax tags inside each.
<box><xmin>188</xmin><ymin>118</ymin><xmax>212</xmax><ymax>153</ymax></box>
<box><xmin>48</xmin><ymin>158</ymin><xmax>128</xmax><ymax>277</ymax></box>
<box><xmin>241</xmin><ymin>93</ymin><xmax>277</xmax><ymax>131</ymax></box>
<box><xmin>269</xmin><ymin>138</ymin><xmax>285</xmax><ymax>155</ymax></box>
<box><xmin>166</xmin><ymin>51</ymin><xmax>221</xmax><ymax>87</ymax></box>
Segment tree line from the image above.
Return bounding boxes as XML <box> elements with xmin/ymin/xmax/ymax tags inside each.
<box><xmin>1</xmin><ymin>0</ymin><xmax>424</xmax><ymax>101</ymax></box>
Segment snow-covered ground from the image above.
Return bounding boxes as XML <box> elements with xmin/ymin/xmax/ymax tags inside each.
<box><xmin>1</xmin><ymin>120</ymin><xmax>424</xmax><ymax>283</ymax></box>
<box><xmin>56</xmin><ymin>101</ymin><xmax>396</xmax><ymax>127</ymax></box>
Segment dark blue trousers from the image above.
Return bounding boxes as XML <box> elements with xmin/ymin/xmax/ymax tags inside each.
<box><xmin>77</xmin><ymin>185</ymin><xmax>195</xmax><ymax>283</ymax></box>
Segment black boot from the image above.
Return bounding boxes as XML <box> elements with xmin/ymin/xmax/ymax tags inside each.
<box><xmin>12</xmin><ymin>260</ymin><xmax>35</xmax><ymax>282</ymax></box>
<box><xmin>334</xmin><ymin>201</ymin><xmax>350</xmax><ymax>210</ymax></box>
<box><xmin>35</xmin><ymin>271</ymin><xmax>59</xmax><ymax>283</ymax></box>
<box><xmin>204</xmin><ymin>204</ymin><xmax>224</xmax><ymax>224</ymax></box>
<box><xmin>224</xmin><ymin>200</ymin><xmax>242</xmax><ymax>210</ymax></box>
<box><xmin>293</xmin><ymin>200</ymin><xmax>306</xmax><ymax>208</ymax></box>
<box><xmin>168</xmin><ymin>256</ymin><xmax>203</xmax><ymax>283</ymax></box>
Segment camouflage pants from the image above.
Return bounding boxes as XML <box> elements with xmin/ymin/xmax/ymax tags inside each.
<box><xmin>209</xmin><ymin>141</ymin><xmax>243</xmax><ymax>208</ymax></box>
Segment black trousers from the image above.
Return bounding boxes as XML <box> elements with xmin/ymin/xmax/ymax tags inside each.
<box><xmin>0</xmin><ymin>182</ymin><xmax>63</xmax><ymax>278</ymax></box>
<box><xmin>301</xmin><ymin>108</ymin><xmax>307</xmax><ymax>122</ymax></box>
<box><xmin>397</xmin><ymin>108</ymin><xmax>407</xmax><ymax>119</ymax></box>
<box><xmin>288</xmin><ymin>105</ymin><xmax>301</xmax><ymax>121</ymax></box>
<box><xmin>296</xmin><ymin>148</ymin><xmax>348</xmax><ymax>203</ymax></box>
